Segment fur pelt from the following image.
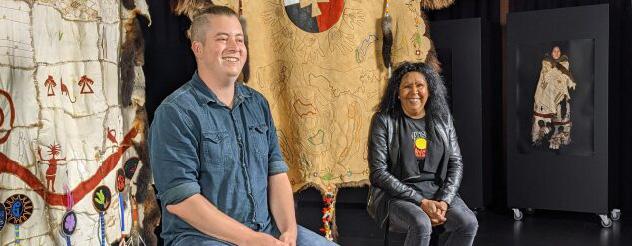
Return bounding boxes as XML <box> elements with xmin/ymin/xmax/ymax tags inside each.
<box><xmin>141</xmin><ymin>190</ymin><xmax>161</xmax><ymax>246</ymax></box>
<box><xmin>420</xmin><ymin>0</ymin><xmax>455</xmax><ymax>10</ymax></box>
<box><xmin>543</xmin><ymin>54</ymin><xmax>573</xmax><ymax>80</ymax></box>
<box><xmin>170</xmin><ymin>0</ymin><xmax>214</xmax><ymax>20</ymax></box>
<box><xmin>425</xmin><ymin>46</ymin><xmax>442</xmax><ymax>74</ymax></box>
<box><xmin>132</xmin><ymin>110</ymin><xmax>150</xmax><ymax>203</ymax></box>
<box><xmin>381</xmin><ymin>15</ymin><xmax>393</xmax><ymax>71</ymax></box>
<box><xmin>240</xmin><ymin>16</ymin><xmax>250</xmax><ymax>83</ymax></box>
<box><xmin>132</xmin><ymin>108</ymin><xmax>160</xmax><ymax>245</ymax></box>
<box><xmin>120</xmin><ymin>16</ymin><xmax>145</xmax><ymax>106</ymax></box>
<box><xmin>420</xmin><ymin>11</ymin><xmax>441</xmax><ymax>73</ymax></box>
<box><xmin>122</xmin><ymin>0</ymin><xmax>136</xmax><ymax>10</ymax></box>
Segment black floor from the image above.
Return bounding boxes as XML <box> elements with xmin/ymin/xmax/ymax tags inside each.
<box><xmin>296</xmin><ymin>189</ymin><xmax>631</xmax><ymax>246</ymax></box>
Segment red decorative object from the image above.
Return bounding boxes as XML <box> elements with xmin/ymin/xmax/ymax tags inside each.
<box><xmin>38</xmin><ymin>143</ymin><xmax>66</xmax><ymax>193</ymax></box>
<box><xmin>107</xmin><ymin>128</ymin><xmax>118</xmax><ymax>145</ymax></box>
<box><xmin>116</xmin><ymin>169</ymin><xmax>125</xmax><ymax>192</ymax></box>
<box><xmin>79</xmin><ymin>75</ymin><xmax>94</xmax><ymax>94</ymax></box>
<box><xmin>0</xmin><ymin>125</ymin><xmax>139</xmax><ymax>207</ymax></box>
<box><xmin>320</xmin><ymin>191</ymin><xmax>335</xmax><ymax>240</ymax></box>
<box><xmin>0</xmin><ymin>89</ymin><xmax>15</xmax><ymax>144</ymax></box>
<box><xmin>44</xmin><ymin>75</ymin><xmax>56</xmax><ymax>96</ymax></box>
<box><xmin>60</xmin><ymin>78</ymin><xmax>76</xmax><ymax>103</ymax></box>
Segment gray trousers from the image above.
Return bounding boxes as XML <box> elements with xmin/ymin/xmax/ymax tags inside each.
<box><xmin>389</xmin><ymin>196</ymin><xmax>478</xmax><ymax>246</ymax></box>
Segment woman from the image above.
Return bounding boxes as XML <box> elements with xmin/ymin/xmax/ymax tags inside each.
<box><xmin>532</xmin><ymin>46</ymin><xmax>575</xmax><ymax>149</ymax></box>
<box><xmin>367</xmin><ymin>62</ymin><xmax>478</xmax><ymax>246</ymax></box>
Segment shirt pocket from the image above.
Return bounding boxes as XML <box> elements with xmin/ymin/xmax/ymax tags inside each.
<box><xmin>201</xmin><ymin>130</ymin><xmax>230</xmax><ymax>168</ymax></box>
<box><xmin>248</xmin><ymin>124</ymin><xmax>269</xmax><ymax>160</ymax></box>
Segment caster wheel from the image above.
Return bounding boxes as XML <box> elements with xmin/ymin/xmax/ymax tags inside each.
<box><xmin>513</xmin><ymin>208</ymin><xmax>523</xmax><ymax>221</ymax></box>
<box><xmin>599</xmin><ymin>214</ymin><xmax>612</xmax><ymax>228</ymax></box>
<box><xmin>611</xmin><ymin>209</ymin><xmax>621</xmax><ymax>221</ymax></box>
<box><xmin>525</xmin><ymin>208</ymin><xmax>535</xmax><ymax>215</ymax></box>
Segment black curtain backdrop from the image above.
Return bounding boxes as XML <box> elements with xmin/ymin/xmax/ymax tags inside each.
<box><xmin>143</xmin><ymin>1</ymin><xmax>196</xmax><ymax>123</ymax></box>
<box><xmin>426</xmin><ymin>0</ymin><xmax>505</xmax><ymax>210</ymax></box>
<box><xmin>141</xmin><ymin>2</ymin><xmax>196</xmax><ymax>244</ymax></box>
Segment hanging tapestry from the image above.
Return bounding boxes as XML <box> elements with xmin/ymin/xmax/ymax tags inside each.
<box><xmin>0</xmin><ymin>0</ymin><xmax>160</xmax><ymax>245</ymax></box>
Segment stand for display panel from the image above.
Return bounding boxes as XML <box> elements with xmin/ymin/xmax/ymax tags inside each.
<box><xmin>505</xmin><ymin>4</ymin><xmax>620</xmax><ymax>228</ymax></box>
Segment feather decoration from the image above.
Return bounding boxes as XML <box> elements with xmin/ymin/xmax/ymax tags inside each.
<box><xmin>381</xmin><ymin>1</ymin><xmax>393</xmax><ymax>77</ymax></box>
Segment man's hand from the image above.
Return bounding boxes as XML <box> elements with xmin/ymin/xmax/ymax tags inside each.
<box><xmin>279</xmin><ymin>231</ymin><xmax>297</xmax><ymax>246</ymax></box>
<box><xmin>242</xmin><ymin>232</ymin><xmax>288</xmax><ymax>246</ymax></box>
<box><xmin>421</xmin><ymin>199</ymin><xmax>447</xmax><ymax>226</ymax></box>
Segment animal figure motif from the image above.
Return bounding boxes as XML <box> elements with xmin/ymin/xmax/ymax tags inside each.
<box><xmin>60</xmin><ymin>78</ymin><xmax>76</xmax><ymax>103</ymax></box>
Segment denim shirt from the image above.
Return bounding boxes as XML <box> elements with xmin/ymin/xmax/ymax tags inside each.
<box><xmin>149</xmin><ymin>72</ymin><xmax>288</xmax><ymax>245</ymax></box>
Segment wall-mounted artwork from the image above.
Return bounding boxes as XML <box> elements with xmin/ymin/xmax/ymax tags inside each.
<box><xmin>515</xmin><ymin>39</ymin><xmax>594</xmax><ymax>155</ymax></box>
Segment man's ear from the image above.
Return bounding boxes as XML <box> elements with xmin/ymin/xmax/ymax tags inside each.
<box><xmin>191</xmin><ymin>41</ymin><xmax>202</xmax><ymax>57</ymax></box>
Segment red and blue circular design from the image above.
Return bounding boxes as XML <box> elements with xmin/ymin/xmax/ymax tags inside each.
<box><xmin>4</xmin><ymin>194</ymin><xmax>33</xmax><ymax>225</ymax></box>
<box><xmin>284</xmin><ymin>0</ymin><xmax>344</xmax><ymax>33</ymax></box>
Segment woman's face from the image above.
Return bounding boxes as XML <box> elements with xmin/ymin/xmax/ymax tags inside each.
<box><xmin>399</xmin><ymin>71</ymin><xmax>428</xmax><ymax>119</ymax></box>
<box><xmin>552</xmin><ymin>46</ymin><xmax>561</xmax><ymax>59</ymax></box>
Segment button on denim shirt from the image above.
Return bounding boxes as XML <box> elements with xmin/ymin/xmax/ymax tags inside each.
<box><xmin>149</xmin><ymin>72</ymin><xmax>288</xmax><ymax>245</ymax></box>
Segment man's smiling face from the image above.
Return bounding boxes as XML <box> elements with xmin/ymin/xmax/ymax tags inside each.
<box><xmin>196</xmin><ymin>14</ymin><xmax>247</xmax><ymax>81</ymax></box>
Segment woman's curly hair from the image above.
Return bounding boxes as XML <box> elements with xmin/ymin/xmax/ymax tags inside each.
<box><xmin>377</xmin><ymin>62</ymin><xmax>451</xmax><ymax>124</ymax></box>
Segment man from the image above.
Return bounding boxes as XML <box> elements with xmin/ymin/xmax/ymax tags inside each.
<box><xmin>149</xmin><ymin>6</ymin><xmax>335</xmax><ymax>246</ymax></box>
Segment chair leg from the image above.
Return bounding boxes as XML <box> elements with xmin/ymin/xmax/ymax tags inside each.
<box><xmin>384</xmin><ymin>222</ymin><xmax>390</xmax><ymax>246</ymax></box>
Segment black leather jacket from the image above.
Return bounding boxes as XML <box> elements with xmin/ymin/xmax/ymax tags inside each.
<box><xmin>366</xmin><ymin>111</ymin><xmax>464</xmax><ymax>228</ymax></box>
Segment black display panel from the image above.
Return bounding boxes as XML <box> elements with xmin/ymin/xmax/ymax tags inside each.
<box><xmin>506</xmin><ymin>4</ymin><xmax>609</xmax><ymax>213</ymax></box>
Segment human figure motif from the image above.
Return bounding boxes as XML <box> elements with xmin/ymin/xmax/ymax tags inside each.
<box><xmin>60</xmin><ymin>78</ymin><xmax>77</xmax><ymax>103</ymax></box>
<box><xmin>38</xmin><ymin>143</ymin><xmax>66</xmax><ymax>192</ymax></box>
<box><xmin>531</xmin><ymin>46</ymin><xmax>576</xmax><ymax>149</ymax></box>
<box><xmin>44</xmin><ymin>75</ymin><xmax>56</xmax><ymax>96</ymax></box>
<box><xmin>78</xmin><ymin>75</ymin><xmax>94</xmax><ymax>94</ymax></box>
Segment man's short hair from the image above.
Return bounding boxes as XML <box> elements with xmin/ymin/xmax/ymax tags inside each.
<box><xmin>189</xmin><ymin>5</ymin><xmax>238</xmax><ymax>43</ymax></box>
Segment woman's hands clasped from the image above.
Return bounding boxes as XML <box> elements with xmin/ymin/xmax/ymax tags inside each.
<box><xmin>421</xmin><ymin>199</ymin><xmax>449</xmax><ymax>226</ymax></box>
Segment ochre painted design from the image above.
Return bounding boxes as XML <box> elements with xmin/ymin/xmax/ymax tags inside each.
<box><xmin>0</xmin><ymin>126</ymin><xmax>139</xmax><ymax>207</ymax></box>
<box><xmin>78</xmin><ymin>75</ymin><xmax>94</xmax><ymax>94</ymax></box>
<box><xmin>37</xmin><ymin>143</ymin><xmax>66</xmax><ymax>192</ymax></box>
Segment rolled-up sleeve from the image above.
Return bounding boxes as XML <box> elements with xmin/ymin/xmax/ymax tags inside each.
<box><xmin>149</xmin><ymin>103</ymin><xmax>201</xmax><ymax>205</ymax></box>
<box><xmin>262</xmin><ymin>99</ymin><xmax>288</xmax><ymax>176</ymax></box>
